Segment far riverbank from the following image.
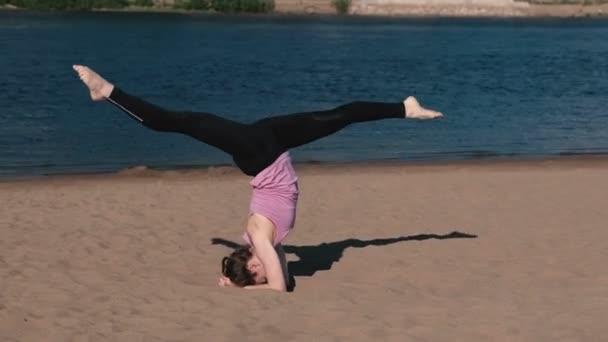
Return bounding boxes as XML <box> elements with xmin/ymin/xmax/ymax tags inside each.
<box><xmin>3</xmin><ymin>2</ymin><xmax>608</xmax><ymax>17</ymax></box>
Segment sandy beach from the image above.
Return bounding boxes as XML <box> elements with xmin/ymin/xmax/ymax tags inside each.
<box><xmin>1</xmin><ymin>157</ymin><xmax>607</xmax><ymax>341</ymax></box>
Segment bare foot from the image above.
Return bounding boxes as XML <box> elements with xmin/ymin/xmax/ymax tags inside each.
<box><xmin>403</xmin><ymin>96</ymin><xmax>443</xmax><ymax>119</ymax></box>
<box><xmin>72</xmin><ymin>65</ymin><xmax>114</xmax><ymax>101</ymax></box>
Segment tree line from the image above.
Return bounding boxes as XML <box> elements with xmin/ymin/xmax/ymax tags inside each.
<box><xmin>0</xmin><ymin>0</ymin><xmax>274</xmax><ymax>12</ymax></box>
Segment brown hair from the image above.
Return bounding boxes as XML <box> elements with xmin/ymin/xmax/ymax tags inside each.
<box><xmin>221</xmin><ymin>246</ymin><xmax>256</xmax><ymax>287</ymax></box>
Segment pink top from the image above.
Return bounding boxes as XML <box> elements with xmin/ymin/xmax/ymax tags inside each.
<box><xmin>243</xmin><ymin>152</ymin><xmax>299</xmax><ymax>246</ymax></box>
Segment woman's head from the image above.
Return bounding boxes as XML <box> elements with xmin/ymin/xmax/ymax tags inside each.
<box><xmin>221</xmin><ymin>246</ymin><xmax>267</xmax><ymax>287</ymax></box>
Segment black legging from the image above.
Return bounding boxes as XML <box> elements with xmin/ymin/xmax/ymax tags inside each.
<box><xmin>107</xmin><ymin>87</ymin><xmax>405</xmax><ymax>176</ymax></box>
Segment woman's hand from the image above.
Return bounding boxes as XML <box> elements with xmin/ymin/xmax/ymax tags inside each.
<box><xmin>218</xmin><ymin>276</ymin><xmax>235</xmax><ymax>288</ymax></box>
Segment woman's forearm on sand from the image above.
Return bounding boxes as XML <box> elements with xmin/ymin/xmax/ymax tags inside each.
<box><xmin>244</xmin><ymin>284</ymin><xmax>273</xmax><ymax>290</ymax></box>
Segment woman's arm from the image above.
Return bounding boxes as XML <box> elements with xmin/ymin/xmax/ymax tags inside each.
<box><xmin>276</xmin><ymin>244</ymin><xmax>290</xmax><ymax>288</ymax></box>
<box><xmin>246</xmin><ymin>214</ymin><xmax>287</xmax><ymax>292</ymax></box>
<box><xmin>244</xmin><ymin>244</ymin><xmax>290</xmax><ymax>290</ymax></box>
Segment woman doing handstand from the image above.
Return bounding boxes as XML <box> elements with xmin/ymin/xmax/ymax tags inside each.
<box><xmin>73</xmin><ymin>65</ymin><xmax>443</xmax><ymax>292</ymax></box>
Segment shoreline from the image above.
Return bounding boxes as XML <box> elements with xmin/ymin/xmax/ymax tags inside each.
<box><xmin>2</xmin><ymin>153</ymin><xmax>608</xmax><ymax>184</ymax></box>
<box><xmin>3</xmin><ymin>3</ymin><xmax>608</xmax><ymax>18</ymax></box>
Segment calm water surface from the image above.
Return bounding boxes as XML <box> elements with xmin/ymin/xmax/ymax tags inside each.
<box><xmin>1</xmin><ymin>12</ymin><xmax>607</xmax><ymax>178</ymax></box>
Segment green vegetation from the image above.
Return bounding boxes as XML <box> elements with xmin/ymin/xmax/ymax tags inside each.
<box><xmin>331</xmin><ymin>0</ymin><xmax>350</xmax><ymax>14</ymax></box>
<box><xmin>0</xmin><ymin>0</ymin><xmax>275</xmax><ymax>12</ymax></box>
<box><xmin>0</xmin><ymin>0</ymin><xmax>129</xmax><ymax>9</ymax></box>
<box><xmin>133</xmin><ymin>0</ymin><xmax>154</xmax><ymax>6</ymax></box>
<box><xmin>174</xmin><ymin>0</ymin><xmax>274</xmax><ymax>12</ymax></box>
<box><xmin>172</xmin><ymin>0</ymin><xmax>210</xmax><ymax>10</ymax></box>
<box><xmin>210</xmin><ymin>0</ymin><xmax>273</xmax><ymax>12</ymax></box>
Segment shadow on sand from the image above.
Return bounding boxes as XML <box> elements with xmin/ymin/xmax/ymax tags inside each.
<box><xmin>212</xmin><ymin>231</ymin><xmax>477</xmax><ymax>291</ymax></box>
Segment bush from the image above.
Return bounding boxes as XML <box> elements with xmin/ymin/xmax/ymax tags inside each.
<box><xmin>211</xmin><ymin>0</ymin><xmax>273</xmax><ymax>12</ymax></box>
<box><xmin>133</xmin><ymin>0</ymin><xmax>154</xmax><ymax>6</ymax></box>
<box><xmin>2</xmin><ymin>0</ymin><xmax>277</xmax><ymax>11</ymax></box>
<box><xmin>173</xmin><ymin>0</ymin><xmax>212</xmax><ymax>9</ymax></box>
<box><xmin>189</xmin><ymin>0</ymin><xmax>211</xmax><ymax>9</ymax></box>
<box><xmin>92</xmin><ymin>0</ymin><xmax>129</xmax><ymax>8</ymax></box>
<box><xmin>332</xmin><ymin>0</ymin><xmax>350</xmax><ymax>14</ymax></box>
<box><xmin>3</xmin><ymin>0</ymin><xmax>129</xmax><ymax>9</ymax></box>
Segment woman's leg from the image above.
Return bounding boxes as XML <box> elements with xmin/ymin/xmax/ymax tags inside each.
<box><xmin>73</xmin><ymin>65</ymin><xmax>278</xmax><ymax>176</ymax></box>
<box><xmin>254</xmin><ymin>99</ymin><xmax>442</xmax><ymax>150</ymax></box>
<box><xmin>106</xmin><ymin>87</ymin><xmax>253</xmax><ymax>157</ymax></box>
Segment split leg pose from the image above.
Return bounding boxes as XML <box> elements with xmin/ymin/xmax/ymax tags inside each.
<box><xmin>73</xmin><ymin>65</ymin><xmax>443</xmax><ymax>292</ymax></box>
